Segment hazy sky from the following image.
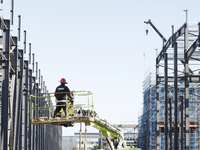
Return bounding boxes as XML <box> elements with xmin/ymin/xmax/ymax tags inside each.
<box><xmin>1</xmin><ymin>0</ymin><xmax>200</xmax><ymax>135</ymax></box>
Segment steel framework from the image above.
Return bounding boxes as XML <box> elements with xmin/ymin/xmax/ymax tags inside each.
<box><xmin>155</xmin><ymin>12</ymin><xmax>200</xmax><ymax>150</ymax></box>
<box><xmin>0</xmin><ymin>1</ymin><xmax>62</xmax><ymax>150</ymax></box>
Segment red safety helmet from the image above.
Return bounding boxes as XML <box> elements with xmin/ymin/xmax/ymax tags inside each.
<box><xmin>60</xmin><ymin>78</ymin><xmax>68</xmax><ymax>84</ymax></box>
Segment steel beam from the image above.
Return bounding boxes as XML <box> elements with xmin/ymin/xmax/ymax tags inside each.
<box><xmin>156</xmin><ymin>61</ymin><xmax>160</xmax><ymax>150</ymax></box>
<box><xmin>11</xmin><ymin>36</ymin><xmax>18</xmax><ymax>150</ymax></box>
<box><xmin>13</xmin><ymin>37</ymin><xmax>20</xmax><ymax>150</ymax></box>
<box><xmin>168</xmin><ymin>98</ymin><xmax>172</xmax><ymax>150</ymax></box>
<box><xmin>158</xmin><ymin>75</ymin><xmax>200</xmax><ymax>83</ymax></box>
<box><xmin>174</xmin><ymin>42</ymin><xmax>178</xmax><ymax>150</ymax></box>
<box><xmin>32</xmin><ymin>53</ymin><xmax>34</xmax><ymax>73</ymax></box>
<box><xmin>32</xmin><ymin>76</ymin><xmax>36</xmax><ymax>150</ymax></box>
<box><xmin>198</xmin><ymin>22</ymin><xmax>200</xmax><ymax>47</ymax></box>
<box><xmin>24</xmin><ymin>31</ymin><xmax>26</xmax><ymax>54</ymax></box>
<box><xmin>184</xmin><ymin>12</ymin><xmax>190</xmax><ymax>150</ymax></box>
<box><xmin>20</xmin><ymin>50</ymin><xmax>27</xmax><ymax>150</ymax></box>
<box><xmin>35</xmin><ymin>83</ymin><xmax>40</xmax><ymax>150</ymax></box>
<box><xmin>29</xmin><ymin>43</ymin><xmax>31</xmax><ymax>64</ymax></box>
<box><xmin>0</xmin><ymin>19</ymin><xmax>10</xmax><ymax>150</ymax></box>
<box><xmin>186</xmin><ymin>38</ymin><xmax>198</xmax><ymax>61</ymax></box>
<box><xmin>18</xmin><ymin>49</ymin><xmax>23</xmax><ymax>150</ymax></box>
<box><xmin>18</xmin><ymin>15</ymin><xmax>21</xmax><ymax>41</ymax></box>
<box><xmin>8</xmin><ymin>43</ymin><xmax>16</xmax><ymax>150</ymax></box>
<box><xmin>38</xmin><ymin>88</ymin><xmax>41</xmax><ymax>150</ymax></box>
<box><xmin>164</xmin><ymin>52</ymin><xmax>168</xmax><ymax>150</ymax></box>
<box><xmin>10</xmin><ymin>0</ymin><xmax>14</xmax><ymax>25</ymax></box>
<box><xmin>156</xmin><ymin>23</ymin><xmax>186</xmax><ymax>64</ymax></box>
<box><xmin>179</xmin><ymin>96</ymin><xmax>183</xmax><ymax>150</ymax></box>
<box><xmin>23</xmin><ymin>60</ymin><xmax>28</xmax><ymax>150</ymax></box>
<box><xmin>28</xmin><ymin>69</ymin><xmax>33</xmax><ymax>150</ymax></box>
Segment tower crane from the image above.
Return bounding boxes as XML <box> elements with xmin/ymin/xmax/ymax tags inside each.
<box><xmin>144</xmin><ymin>19</ymin><xmax>167</xmax><ymax>43</ymax></box>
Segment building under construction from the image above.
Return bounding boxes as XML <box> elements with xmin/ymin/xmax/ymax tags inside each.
<box><xmin>139</xmin><ymin>15</ymin><xmax>200</xmax><ymax>150</ymax></box>
<box><xmin>139</xmin><ymin>73</ymin><xmax>199</xmax><ymax>150</ymax></box>
<box><xmin>0</xmin><ymin>1</ymin><xmax>63</xmax><ymax>150</ymax></box>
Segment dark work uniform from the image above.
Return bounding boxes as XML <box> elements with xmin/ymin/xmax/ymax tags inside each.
<box><xmin>53</xmin><ymin>84</ymin><xmax>72</xmax><ymax>118</ymax></box>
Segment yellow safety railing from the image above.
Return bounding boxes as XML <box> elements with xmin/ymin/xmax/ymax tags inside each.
<box><xmin>29</xmin><ymin>90</ymin><xmax>94</xmax><ymax>120</ymax></box>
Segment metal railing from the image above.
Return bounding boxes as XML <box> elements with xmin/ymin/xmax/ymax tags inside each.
<box><xmin>29</xmin><ymin>90</ymin><xmax>94</xmax><ymax>120</ymax></box>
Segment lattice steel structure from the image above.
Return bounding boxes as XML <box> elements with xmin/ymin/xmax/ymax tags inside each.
<box><xmin>0</xmin><ymin>1</ymin><xmax>62</xmax><ymax>150</ymax></box>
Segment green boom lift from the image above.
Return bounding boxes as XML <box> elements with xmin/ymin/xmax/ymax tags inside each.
<box><xmin>29</xmin><ymin>90</ymin><xmax>141</xmax><ymax>150</ymax></box>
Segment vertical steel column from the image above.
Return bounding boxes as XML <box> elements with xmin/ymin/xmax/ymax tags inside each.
<box><xmin>10</xmin><ymin>0</ymin><xmax>14</xmax><ymax>25</ymax></box>
<box><xmin>32</xmin><ymin>76</ymin><xmax>36</xmax><ymax>150</ymax></box>
<box><xmin>24</xmin><ymin>60</ymin><xmax>29</xmax><ymax>150</ymax></box>
<box><xmin>29</xmin><ymin>43</ymin><xmax>31</xmax><ymax>64</ymax></box>
<box><xmin>35</xmin><ymin>82</ymin><xmax>39</xmax><ymax>150</ymax></box>
<box><xmin>44</xmin><ymin>124</ymin><xmax>46</xmax><ymax>150</ymax></box>
<box><xmin>172</xmin><ymin>25</ymin><xmax>174</xmax><ymax>48</ymax></box>
<box><xmin>43</xmin><ymin>81</ymin><xmax>45</xmax><ymax>92</ymax></box>
<box><xmin>0</xmin><ymin>19</ymin><xmax>10</xmax><ymax>150</ymax></box>
<box><xmin>79</xmin><ymin>123</ymin><xmax>82</xmax><ymax>150</ymax></box>
<box><xmin>198</xmin><ymin>23</ymin><xmax>200</xmax><ymax>47</ymax></box>
<box><xmin>20</xmin><ymin>51</ymin><xmax>27</xmax><ymax>150</ymax></box>
<box><xmin>84</xmin><ymin>127</ymin><xmax>87</xmax><ymax>150</ymax></box>
<box><xmin>20</xmin><ymin>50</ymin><xmax>27</xmax><ymax>150</ymax></box>
<box><xmin>39</xmin><ymin>88</ymin><xmax>42</xmax><ymax>150</ymax></box>
<box><xmin>174</xmin><ymin>42</ymin><xmax>178</xmax><ymax>150</ymax></box>
<box><xmin>184</xmin><ymin>10</ymin><xmax>189</xmax><ymax>150</ymax></box>
<box><xmin>17</xmin><ymin>49</ymin><xmax>24</xmax><ymax>150</ymax></box>
<box><xmin>32</xmin><ymin>54</ymin><xmax>34</xmax><ymax>73</ymax></box>
<box><xmin>12</xmin><ymin>36</ymin><xmax>18</xmax><ymax>150</ymax></box>
<box><xmin>13</xmin><ymin>39</ymin><xmax>22</xmax><ymax>150</ymax></box>
<box><xmin>156</xmin><ymin>58</ymin><xmax>160</xmax><ymax>150</ymax></box>
<box><xmin>39</xmin><ymin>69</ymin><xmax>41</xmax><ymax>85</ymax></box>
<box><xmin>24</xmin><ymin>31</ymin><xmax>26</xmax><ymax>54</ymax></box>
<box><xmin>168</xmin><ymin>98</ymin><xmax>172</xmax><ymax>150</ymax></box>
<box><xmin>36</xmin><ymin>62</ymin><xmax>38</xmax><ymax>80</ymax></box>
<box><xmin>28</xmin><ymin>69</ymin><xmax>33</xmax><ymax>150</ymax></box>
<box><xmin>18</xmin><ymin>15</ymin><xmax>21</xmax><ymax>41</ymax></box>
<box><xmin>179</xmin><ymin>96</ymin><xmax>183</xmax><ymax>150</ymax></box>
<box><xmin>38</xmin><ymin>88</ymin><xmax>41</xmax><ymax>150</ymax></box>
<box><xmin>164</xmin><ymin>52</ymin><xmax>168</xmax><ymax>150</ymax></box>
<box><xmin>41</xmin><ymin>76</ymin><xmax>43</xmax><ymax>89</ymax></box>
<box><xmin>42</xmin><ymin>102</ymin><xmax>45</xmax><ymax>150</ymax></box>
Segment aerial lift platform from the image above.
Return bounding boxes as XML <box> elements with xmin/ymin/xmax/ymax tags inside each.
<box><xmin>29</xmin><ymin>90</ymin><xmax>141</xmax><ymax>150</ymax></box>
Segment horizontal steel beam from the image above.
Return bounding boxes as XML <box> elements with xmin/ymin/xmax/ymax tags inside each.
<box><xmin>158</xmin><ymin>75</ymin><xmax>200</xmax><ymax>83</ymax></box>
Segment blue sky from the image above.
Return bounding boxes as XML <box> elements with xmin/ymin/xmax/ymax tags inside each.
<box><xmin>1</xmin><ymin>0</ymin><xmax>200</xmax><ymax>135</ymax></box>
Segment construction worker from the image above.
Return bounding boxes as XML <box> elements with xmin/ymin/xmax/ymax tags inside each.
<box><xmin>53</xmin><ymin>78</ymin><xmax>73</xmax><ymax>118</ymax></box>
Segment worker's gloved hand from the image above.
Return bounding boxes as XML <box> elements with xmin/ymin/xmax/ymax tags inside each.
<box><xmin>68</xmin><ymin>97</ymin><xmax>74</xmax><ymax>101</ymax></box>
<box><xmin>71</xmin><ymin>98</ymin><xmax>74</xmax><ymax>102</ymax></box>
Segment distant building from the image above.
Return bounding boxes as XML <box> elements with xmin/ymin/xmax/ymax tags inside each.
<box><xmin>62</xmin><ymin>132</ymin><xmax>99</xmax><ymax>150</ymax></box>
<box><xmin>62</xmin><ymin>136</ymin><xmax>77</xmax><ymax>150</ymax></box>
<box><xmin>98</xmin><ymin>123</ymin><xmax>139</xmax><ymax>149</ymax></box>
